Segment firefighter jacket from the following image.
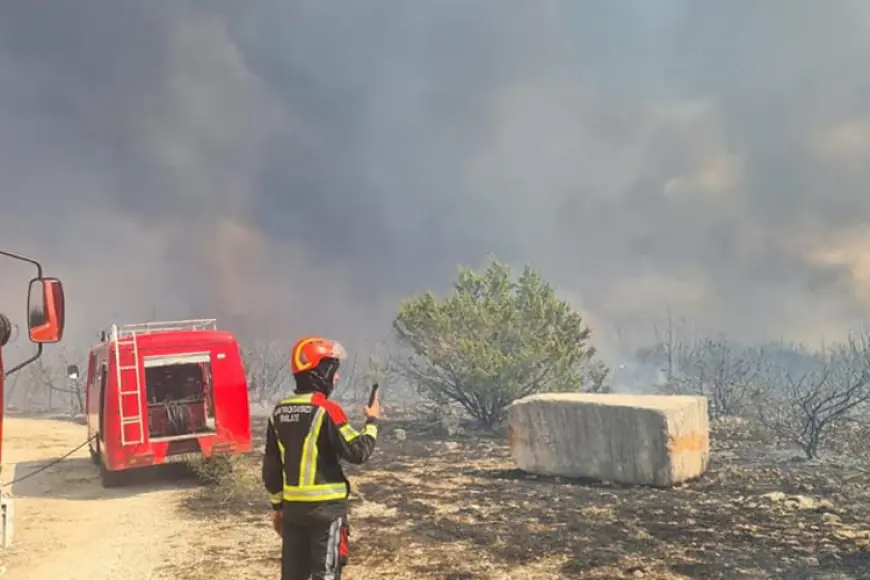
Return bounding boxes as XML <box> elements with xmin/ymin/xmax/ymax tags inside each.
<box><xmin>262</xmin><ymin>391</ymin><xmax>377</xmax><ymax>508</ymax></box>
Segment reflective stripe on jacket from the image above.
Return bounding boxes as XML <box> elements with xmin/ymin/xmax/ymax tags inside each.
<box><xmin>262</xmin><ymin>392</ymin><xmax>377</xmax><ymax>506</ymax></box>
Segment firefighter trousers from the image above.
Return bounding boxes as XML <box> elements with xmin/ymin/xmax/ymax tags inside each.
<box><xmin>281</xmin><ymin>511</ymin><xmax>349</xmax><ymax>580</ymax></box>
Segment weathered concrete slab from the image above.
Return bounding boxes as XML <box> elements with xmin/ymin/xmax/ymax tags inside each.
<box><xmin>507</xmin><ymin>393</ymin><xmax>709</xmax><ymax>487</ymax></box>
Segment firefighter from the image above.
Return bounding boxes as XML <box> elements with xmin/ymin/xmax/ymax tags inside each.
<box><xmin>262</xmin><ymin>336</ymin><xmax>380</xmax><ymax>580</ymax></box>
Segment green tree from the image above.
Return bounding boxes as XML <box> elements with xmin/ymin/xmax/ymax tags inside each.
<box><xmin>393</xmin><ymin>259</ymin><xmax>609</xmax><ymax>428</ymax></box>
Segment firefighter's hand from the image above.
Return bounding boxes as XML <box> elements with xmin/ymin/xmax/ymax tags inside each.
<box><xmin>271</xmin><ymin>510</ymin><xmax>283</xmax><ymax>537</ymax></box>
<box><xmin>364</xmin><ymin>391</ymin><xmax>381</xmax><ymax>420</ymax></box>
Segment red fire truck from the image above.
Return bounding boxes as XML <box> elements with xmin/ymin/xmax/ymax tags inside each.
<box><xmin>73</xmin><ymin>319</ymin><xmax>252</xmax><ymax>487</ymax></box>
<box><xmin>0</xmin><ymin>249</ymin><xmax>66</xmax><ymax>547</ymax></box>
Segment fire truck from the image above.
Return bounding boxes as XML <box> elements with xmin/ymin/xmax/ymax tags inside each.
<box><xmin>69</xmin><ymin>319</ymin><xmax>252</xmax><ymax>488</ymax></box>
<box><xmin>0</xmin><ymin>249</ymin><xmax>66</xmax><ymax>547</ymax></box>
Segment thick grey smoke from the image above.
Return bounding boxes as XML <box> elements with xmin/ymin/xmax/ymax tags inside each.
<box><xmin>2</xmin><ymin>1</ymin><xmax>870</xmax><ymax>360</ymax></box>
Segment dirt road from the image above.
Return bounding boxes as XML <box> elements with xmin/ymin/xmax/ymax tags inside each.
<box><xmin>0</xmin><ymin>416</ymin><xmax>201</xmax><ymax>580</ymax></box>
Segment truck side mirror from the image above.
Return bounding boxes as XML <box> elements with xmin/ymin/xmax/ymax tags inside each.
<box><xmin>66</xmin><ymin>364</ymin><xmax>80</xmax><ymax>380</ymax></box>
<box><xmin>27</xmin><ymin>277</ymin><xmax>65</xmax><ymax>344</ymax></box>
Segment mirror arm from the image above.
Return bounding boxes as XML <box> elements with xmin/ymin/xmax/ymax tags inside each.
<box><xmin>2</xmin><ymin>343</ymin><xmax>42</xmax><ymax>378</ymax></box>
<box><xmin>0</xmin><ymin>250</ymin><xmax>42</xmax><ymax>278</ymax></box>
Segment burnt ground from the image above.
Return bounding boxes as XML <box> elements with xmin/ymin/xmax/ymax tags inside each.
<box><xmin>173</xmin><ymin>417</ymin><xmax>870</xmax><ymax>579</ymax></box>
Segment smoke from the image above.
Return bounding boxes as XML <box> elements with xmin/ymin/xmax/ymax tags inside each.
<box><xmin>2</xmin><ymin>1</ymin><xmax>870</xmax><ymax>362</ymax></box>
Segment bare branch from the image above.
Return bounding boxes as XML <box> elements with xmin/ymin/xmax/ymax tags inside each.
<box><xmin>242</xmin><ymin>341</ymin><xmax>289</xmax><ymax>405</ymax></box>
<box><xmin>758</xmin><ymin>334</ymin><xmax>870</xmax><ymax>458</ymax></box>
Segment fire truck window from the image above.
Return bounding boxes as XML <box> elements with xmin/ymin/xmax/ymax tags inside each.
<box><xmin>87</xmin><ymin>353</ymin><xmax>96</xmax><ymax>386</ymax></box>
<box><xmin>145</xmin><ymin>363</ymin><xmax>208</xmax><ymax>403</ymax></box>
<box><xmin>145</xmin><ymin>362</ymin><xmax>215</xmax><ymax>438</ymax></box>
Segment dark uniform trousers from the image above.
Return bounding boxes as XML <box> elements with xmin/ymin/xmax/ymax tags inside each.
<box><xmin>282</xmin><ymin>502</ymin><xmax>349</xmax><ymax>580</ymax></box>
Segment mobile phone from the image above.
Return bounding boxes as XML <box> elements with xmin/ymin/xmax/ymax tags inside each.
<box><xmin>368</xmin><ymin>383</ymin><xmax>380</xmax><ymax>406</ymax></box>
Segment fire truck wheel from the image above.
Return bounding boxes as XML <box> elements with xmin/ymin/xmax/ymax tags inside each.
<box><xmin>99</xmin><ymin>459</ymin><xmax>125</xmax><ymax>489</ymax></box>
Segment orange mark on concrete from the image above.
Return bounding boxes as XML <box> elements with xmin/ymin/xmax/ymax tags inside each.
<box><xmin>667</xmin><ymin>431</ymin><xmax>709</xmax><ymax>454</ymax></box>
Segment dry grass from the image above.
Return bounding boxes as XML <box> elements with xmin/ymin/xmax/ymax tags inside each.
<box><xmin>167</xmin><ymin>416</ymin><xmax>870</xmax><ymax>579</ymax></box>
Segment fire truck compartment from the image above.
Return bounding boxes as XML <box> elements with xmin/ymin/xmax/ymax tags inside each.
<box><xmin>144</xmin><ymin>353</ymin><xmax>216</xmax><ymax>441</ymax></box>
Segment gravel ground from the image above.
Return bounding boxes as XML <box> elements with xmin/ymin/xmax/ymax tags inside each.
<box><xmin>171</xmin><ymin>415</ymin><xmax>870</xmax><ymax>579</ymax></box>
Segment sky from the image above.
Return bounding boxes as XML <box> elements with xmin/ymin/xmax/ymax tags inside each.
<box><xmin>3</xmin><ymin>1</ymin><xmax>870</xmax><ymax>363</ymax></box>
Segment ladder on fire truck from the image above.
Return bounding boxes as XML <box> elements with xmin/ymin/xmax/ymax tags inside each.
<box><xmin>106</xmin><ymin>319</ymin><xmax>218</xmax><ymax>446</ymax></box>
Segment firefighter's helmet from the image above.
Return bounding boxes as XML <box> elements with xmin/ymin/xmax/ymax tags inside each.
<box><xmin>290</xmin><ymin>336</ymin><xmax>347</xmax><ymax>396</ymax></box>
<box><xmin>290</xmin><ymin>337</ymin><xmax>347</xmax><ymax>374</ymax></box>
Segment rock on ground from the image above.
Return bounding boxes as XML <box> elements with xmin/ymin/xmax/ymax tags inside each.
<box><xmin>507</xmin><ymin>393</ymin><xmax>710</xmax><ymax>486</ymax></box>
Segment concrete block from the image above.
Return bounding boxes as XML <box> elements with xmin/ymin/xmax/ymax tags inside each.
<box><xmin>507</xmin><ymin>393</ymin><xmax>709</xmax><ymax>487</ymax></box>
